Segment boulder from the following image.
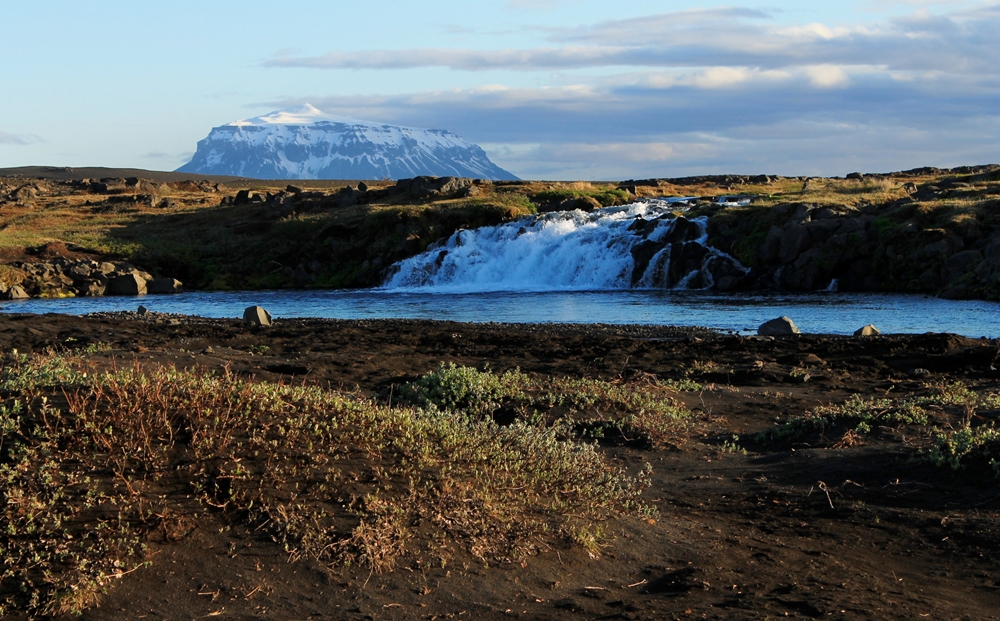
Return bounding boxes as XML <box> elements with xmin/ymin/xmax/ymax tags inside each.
<box><xmin>398</xmin><ymin>176</ymin><xmax>475</xmax><ymax>199</ymax></box>
<box><xmin>243</xmin><ymin>305</ymin><xmax>272</xmax><ymax>327</ymax></box>
<box><xmin>234</xmin><ymin>189</ymin><xmax>260</xmax><ymax>206</ymax></box>
<box><xmin>778</xmin><ymin>224</ymin><xmax>811</xmax><ymax>264</ymax></box>
<box><xmin>66</xmin><ymin>264</ymin><xmax>93</xmax><ymax>280</ymax></box>
<box><xmin>946</xmin><ymin>250</ymin><xmax>982</xmax><ymax>280</ymax></box>
<box><xmin>1</xmin><ymin>285</ymin><xmax>29</xmax><ymax>300</ymax></box>
<box><xmin>629</xmin><ymin>240</ymin><xmax>666</xmax><ymax>285</ymax></box>
<box><xmin>77</xmin><ymin>281</ymin><xmax>106</xmax><ymax>297</ymax></box>
<box><xmin>783</xmin><ymin>247</ymin><xmax>823</xmax><ymax>290</ymax></box>
<box><xmin>974</xmin><ymin>238</ymin><xmax>1000</xmax><ymax>285</ymax></box>
<box><xmin>107</xmin><ymin>273</ymin><xmax>147</xmax><ymax>296</ymax></box>
<box><xmin>854</xmin><ymin>324</ymin><xmax>881</xmax><ymax>337</ymax></box>
<box><xmin>759</xmin><ymin>226</ymin><xmax>783</xmax><ymax>263</ymax></box>
<box><xmin>758</xmin><ymin>316</ymin><xmax>801</xmax><ymax>336</ymax></box>
<box><xmin>661</xmin><ymin>216</ymin><xmax>704</xmax><ymax>244</ymax></box>
<box><xmin>557</xmin><ymin>196</ymin><xmax>602</xmax><ymax>213</ymax></box>
<box><xmin>13</xmin><ymin>185</ymin><xmax>38</xmax><ymax>206</ymax></box>
<box><xmin>148</xmin><ymin>277</ymin><xmax>183</xmax><ymax>294</ymax></box>
<box><xmin>805</xmin><ymin>218</ymin><xmax>841</xmax><ymax>240</ymax></box>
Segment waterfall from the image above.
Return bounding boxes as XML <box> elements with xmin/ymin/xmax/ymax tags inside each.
<box><xmin>381</xmin><ymin>200</ymin><xmax>748</xmax><ymax>293</ymax></box>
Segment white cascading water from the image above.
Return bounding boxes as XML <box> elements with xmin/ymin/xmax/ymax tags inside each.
<box><xmin>381</xmin><ymin>200</ymin><xmax>747</xmax><ymax>293</ymax></box>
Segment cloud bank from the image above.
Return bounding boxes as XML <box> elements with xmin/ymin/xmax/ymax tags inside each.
<box><xmin>263</xmin><ymin>4</ymin><xmax>1000</xmax><ymax>178</ymax></box>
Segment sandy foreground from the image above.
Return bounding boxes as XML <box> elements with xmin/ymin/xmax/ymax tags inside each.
<box><xmin>1</xmin><ymin>312</ymin><xmax>999</xmax><ymax>621</ymax></box>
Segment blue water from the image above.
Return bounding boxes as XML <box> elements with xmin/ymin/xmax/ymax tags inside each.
<box><xmin>2</xmin><ymin>289</ymin><xmax>998</xmax><ymax>337</ymax></box>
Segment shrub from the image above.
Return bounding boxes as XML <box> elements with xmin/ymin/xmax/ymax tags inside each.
<box><xmin>926</xmin><ymin>426</ymin><xmax>1000</xmax><ymax>476</ymax></box>
<box><xmin>757</xmin><ymin>394</ymin><xmax>929</xmax><ymax>444</ymax></box>
<box><xmin>398</xmin><ymin>363</ymin><xmax>529</xmax><ymax>416</ymax></box>
<box><xmin>400</xmin><ymin>365</ymin><xmax>692</xmax><ymax>447</ymax></box>
<box><xmin>533</xmin><ymin>188</ymin><xmax>631</xmax><ymax>207</ymax></box>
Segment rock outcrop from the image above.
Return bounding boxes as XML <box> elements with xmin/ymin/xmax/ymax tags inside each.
<box><xmin>0</xmin><ymin>258</ymin><xmax>182</xmax><ymax>299</ymax></box>
<box><xmin>704</xmin><ymin>166</ymin><xmax>1000</xmax><ymax>299</ymax></box>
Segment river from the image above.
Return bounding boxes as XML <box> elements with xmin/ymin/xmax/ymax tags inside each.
<box><xmin>2</xmin><ymin>289</ymin><xmax>998</xmax><ymax>337</ymax></box>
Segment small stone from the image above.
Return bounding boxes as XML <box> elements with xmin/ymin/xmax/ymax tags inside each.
<box><xmin>757</xmin><ymin>316</ymin><xmax>801</xmax><ymax>336</ymax></box>
<box><xmin>204</xmin><ymin>346</ymin><xmax>215</xmax><ymax>354</ymax></box>
<box><xmin>137</xmin><ymin>305</ymin><xmax>149</xmax><ymax>315</ymax></box>
<box><xmin>854</xmin><ymin>324</ymin><xmax>881</xmax><ymax>337</ymax></box>
<box><xmin>243</xmin><ymin>305</ymin><xmax>272</xmax><ymax>327</ymax></box>
<box><xmin>910</xmin><ymin>368</ymin><xmax>931</xmax><ymax>377</ymax></box>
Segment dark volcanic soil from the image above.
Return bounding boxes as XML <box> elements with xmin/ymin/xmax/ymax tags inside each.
<box><xmin>2</xmin><ymin>313</ymin><xmax>999</xmax><ymax>621</ymax></box>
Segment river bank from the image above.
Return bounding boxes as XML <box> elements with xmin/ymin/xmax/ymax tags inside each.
<box><xmin>2</xmin><ymin>165</ymin><xmax>999</xmax><ymax>300</ymax></box>
<box><xmin>2</xmin><ymin>313</ymin><xmax>999</xmax><ymax>620</ymax></box>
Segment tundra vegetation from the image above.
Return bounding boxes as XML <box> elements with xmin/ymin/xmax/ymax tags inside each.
<box><xmin>1</xmin><ymin>319</ymin><xmax>999</xmax><ymax>618</ymax></box>
<box><xmin>0</xmin><ymin>352</ymin><xmax>698</xmax><ymax>616</ymax></box>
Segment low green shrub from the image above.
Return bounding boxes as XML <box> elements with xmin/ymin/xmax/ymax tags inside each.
<box><xmin>757</xmin><ymin>394</ymin><xmax>929</xmax><ymax>444</ymax></box>
<box><xmin>533</xmin><ymin>188</ymin><xmax>631</xmax><ymax>207</ymax></box>
<box><xmin>400</xmin><ymin>364</ymin><xmax>692</xmax><ymax>447</ymax></box>
<box><xmin>926</xmin><ymin>426</ymin><xmax>1000</xmax><ymax>476</ymax></box>
<box><xmin>398</xmin><ymin>363</ymin><xmax>529</xmax><ymax>416</ymax></box>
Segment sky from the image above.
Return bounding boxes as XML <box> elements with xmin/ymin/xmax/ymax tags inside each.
<box><xmin>1</xmin><ymin>0</ymin><xmax>998</xmax><ymax>179</ymax></box>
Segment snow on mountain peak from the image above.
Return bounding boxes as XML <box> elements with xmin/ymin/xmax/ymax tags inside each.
<box><xmin>229</xmin><ymin>104</ymin><xmax>370</xmax><ymax>127</ymax></box>
<box><xmin>177</xmin><ymin>105</ymin><xmax>519</xmax><ymax>181</ymax></box>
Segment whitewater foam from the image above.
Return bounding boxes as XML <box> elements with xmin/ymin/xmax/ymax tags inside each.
<box><xmin>382</xmin><ymin>201</ymin><xmax>748</xmax><ymax>293</ymax></box>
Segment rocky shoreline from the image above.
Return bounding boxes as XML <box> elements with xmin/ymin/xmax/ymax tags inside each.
<box><xmin>2</xmin><ymin>165</ymin><xmax>999</xmax><ymax>300</ymax></box>
<box><xmin>0</xmin><ymin>256</ymin><xmax>182</xmax><ymax>300</ymax></box>
<box><xmin>702</xmin><ymin>170</ymin><xmax>1000</xmax><ymax>298</ymax></box>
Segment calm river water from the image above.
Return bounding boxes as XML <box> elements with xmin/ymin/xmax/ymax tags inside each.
<box><xmin>2</xmin><ymin>290</ymin><xmax>998</xmax><ymax>338</ymax></box>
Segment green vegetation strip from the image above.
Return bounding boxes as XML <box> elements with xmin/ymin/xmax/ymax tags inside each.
<box><xmin>756</xmin><ymin>382</ymin><xmax>1000</xmax><ymax>475</ymax></box>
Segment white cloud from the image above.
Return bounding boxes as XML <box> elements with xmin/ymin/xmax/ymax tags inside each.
<box><xmin>0</xmin><ymin>131</ymin><xmax>43</xmax><ymax>146</ymax></box>
<box><xmin>263</xmin><ymin>5</ymin><xmax>999</xmax><ymax>76</ymax></box>
<box><xmin>804</xmin><ymin>65</ymin><xmax>852</xmax><ymax>88</ymax></box>
<box><xmin>257</xmin><ymin>4</ymin><xmax>1000</xmax><ymax>179</ymax></box>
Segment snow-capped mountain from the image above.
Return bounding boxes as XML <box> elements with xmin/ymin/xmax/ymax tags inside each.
<box><xmin>176</xmin><ymin>104</ymin><xmax>518</xmax><ymax>180</ymax></box>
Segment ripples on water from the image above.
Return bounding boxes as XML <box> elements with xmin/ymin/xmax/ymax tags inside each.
<box><xmin>2</xmin><ymin>290</ymin><xmax>998</xmax><ymax>338</ymax></box>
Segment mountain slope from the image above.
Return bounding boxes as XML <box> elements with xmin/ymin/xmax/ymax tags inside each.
<box><xmin>177</xmin><ymin>104</ymin><xmax>518</xmax><ymax>181</ymax></box>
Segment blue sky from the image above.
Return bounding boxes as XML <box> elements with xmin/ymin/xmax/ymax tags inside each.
<box><xmin>1</xmin><ymin>0</ymin><xmax>997</xmax><ymax>179</ymax></box>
